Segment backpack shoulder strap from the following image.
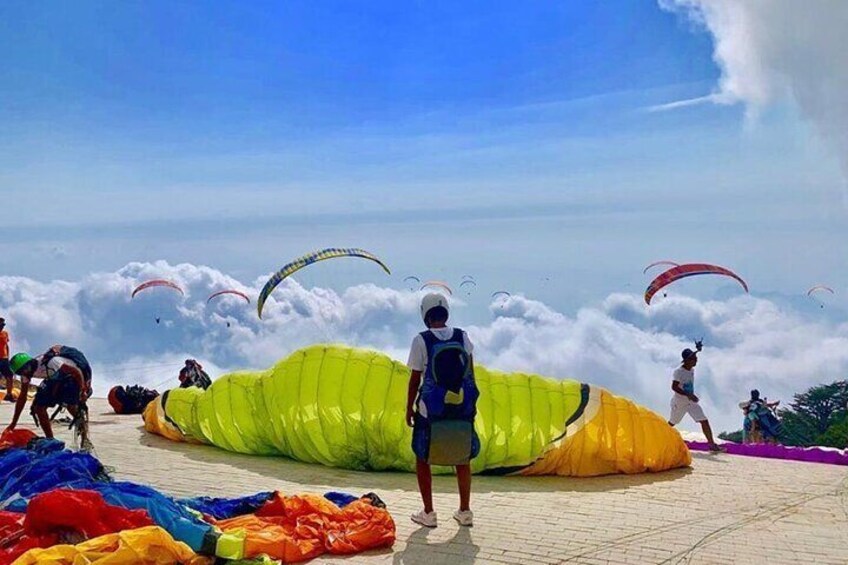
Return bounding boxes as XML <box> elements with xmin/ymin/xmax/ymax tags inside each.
<box><xmin>420</xmin><ymin>330</ymin><xmax>437</xmax><ymax>349</ymax></box>
<box><xmin>451</xmin><ymin>328</ymin><xmax>464</xmax><ymax>344</ymax></box>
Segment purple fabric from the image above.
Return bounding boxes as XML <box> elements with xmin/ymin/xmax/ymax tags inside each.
<box><xmin>686</xmin><ymin>441</ymin><xmax>848</xmax><ymax>466</ymax></box>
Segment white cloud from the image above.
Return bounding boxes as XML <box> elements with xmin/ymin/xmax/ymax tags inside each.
<box><xmin>659</xmin><ymin>0</ymin><xmax>848</xmax><ymax>179</ymax></box>
<box><xmin>1</xmin><ymin>261</ymin><xmax>846</xmax><ymax>434</ymax></box>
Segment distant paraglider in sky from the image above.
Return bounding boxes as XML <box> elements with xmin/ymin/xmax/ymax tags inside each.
<box><xmin>644</xmin><ymin>263</ymin><xmax>748</xmax><ymax>305</ymax></box>
<box><xmin>403</xmin><ymin>276</ymin><xmax>421</xmax><ymax>291</ymax></box>
<box><xmin>807</xmin><ymin>285</ymin><xmax>835</xmax><ymax>309</ymax></box>
<box><xmin>420</xmin><ymin>280</ymin><xmax>453</xmax><ymax>296</ymax></box>
<box><xmin>807</xmin><ymin>285</ymin><xmax>834</xmax><ymax>297</ymax></box>
<box><xmin>206</xmin><ymin>289</ymin><xmax>251</xmax><ymax>305</ymax></box>
<box><xmin>257</xmin><ymin>248</ymin><xmax>391</xmax><ymax>319</ymax></box>
<box><xmin>459</xmin><ymin>279</ymin><xmax>477</xmax><ymax>295</ymax></box>
<box><xmin>491</xmin><ymin>291</ymin><xmax>511</xmax><ymax>308</ymax></box>
<box><xmin>131</xmin><ymin>279</ymin><xmax>185</xmax><ymax>325</ymax></box>
<box><xmin>131</xmin><ymin>279</ymin><xmax>184</xmax><ymax>299</ymax></box>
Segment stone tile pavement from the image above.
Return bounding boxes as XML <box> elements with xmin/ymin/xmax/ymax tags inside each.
<box><xmin>2</xmin><ymin>400</ymin><xmax>846</xmax><ymax>564</ymax></box>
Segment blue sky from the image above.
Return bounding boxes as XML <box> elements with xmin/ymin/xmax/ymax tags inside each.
<box><xmin>1</xmin><ymin>1</ymin><xmax>846</xmax><ymax>311</ymax></box>
<box><xmin>2</xmin><ymin>2</ymin><xmax>848</xmax><ymax>432</ymax></box>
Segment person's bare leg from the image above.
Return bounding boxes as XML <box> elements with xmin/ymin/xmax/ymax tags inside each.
<box><xmin>4</xmin><ymin>377</ymin><xmax>14</xmax><ymax>400</ymax></box>
<box><xmin>700</xmin><ymin>419</ymin><xmax>718</xmax><ymax>446</ymax></box>
<box><xmin>34</xmin><ymin>406</ymin><xmax>53</xmax><ymax>438</ymax></box>
<box><xmin>456</xmin><ymin>464</ymin><xmax>472</xmax><ymax>512</ymax></box>
<box><xmin>416</xmin><ymin>459</ymin><xmax>434</xmax><ymax>513</ymax></box>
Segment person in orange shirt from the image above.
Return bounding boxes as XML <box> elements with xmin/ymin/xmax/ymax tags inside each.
<box><xmin>0</xmin><ymin>319</ymin><xmax>13</xmax><ymax>402</ymax></box>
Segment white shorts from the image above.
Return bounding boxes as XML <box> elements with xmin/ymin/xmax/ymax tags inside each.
<box><xmin>669</xmin><ymin>395</ymin><xmax>707</xmax><ymax>425</ymax></box>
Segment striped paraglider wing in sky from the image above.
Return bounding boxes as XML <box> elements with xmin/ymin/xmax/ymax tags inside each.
<box><xmin>257</xmin><ymin>248</ymin><xmax>390</xmax><ymax>318</ymax></box>
<box><xmin>644</xmin><ymin>263</ymin><xmax>748</xmax><ymax>305</ymax></box>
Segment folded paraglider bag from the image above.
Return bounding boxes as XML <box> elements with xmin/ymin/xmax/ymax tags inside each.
<box><xmin>108</xmin><ymin>385</ymin><xmax>160</xmax><ymax>414</ymax></box>
<box><xmin>427</xmin><ymin>420</ymin><xmax>474</xmax><ymax>466</ymax></box>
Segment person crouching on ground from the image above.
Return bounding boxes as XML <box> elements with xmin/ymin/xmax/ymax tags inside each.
<box><xmin>668</xmin><ymin>346</ymin><xmax>723</xmax><ymax>452</ymax></box>
<box><xmin>4</xmin><ymin>345</ymin><xmax>92</xmax><ymax>443</ymax></box>
<box><xmin>406</xmin><ymin>293</ymin><xmax>479</xmax><ymax>528</ymax></box>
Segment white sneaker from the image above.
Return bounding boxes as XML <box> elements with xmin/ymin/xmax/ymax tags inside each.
<box><xmin>411</xmin><ymin>509</ymin><xmax>438</xmax><ymax>528</ymax></box>
<box><xmin>453</xmin><ymin>509</ymin><xmax>473</xmax><ymax>526</ymax></box>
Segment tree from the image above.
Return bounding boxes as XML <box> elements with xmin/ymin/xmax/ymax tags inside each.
<box><xmin>776</xmin><ymin>410</ymin><xmax>818</xmax><ymax>447</ymax></box>
<box><xmin>718</xmin><ymin>430</ymin><xmax>743</xmax><ymax>443</ymax></box>
<box><xmin>817</xmin><ymin>415</ymin><xmax>848</xmax><ymax>449</ymax></box>
<box><xmin>786</xmin><ymin>381</ymin><xmax>848</xmax><ymax>435</ymax></box>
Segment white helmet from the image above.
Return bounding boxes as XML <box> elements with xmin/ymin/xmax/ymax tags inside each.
<box><xmin>420</xmin><ymin>293</ymin><xmax>450</xmax><ymax>322</ymax></box>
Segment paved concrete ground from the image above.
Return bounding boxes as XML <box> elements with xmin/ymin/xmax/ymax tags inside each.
<box><xmin>2</xmin><ymin>399</ymin><xmax>846</xmax><ymax>564</ymax></box>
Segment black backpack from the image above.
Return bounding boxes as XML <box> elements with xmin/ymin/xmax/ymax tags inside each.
<box><xmin>42</xmin><ymin>346</ymin><xmax>92</xmax><ymax>385</ymax></box>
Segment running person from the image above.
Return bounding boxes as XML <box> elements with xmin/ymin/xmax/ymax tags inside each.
<box><xmin>668</xmin><ymin>345</ymin><xmax>723</xmax><ymax>452</ymax></box>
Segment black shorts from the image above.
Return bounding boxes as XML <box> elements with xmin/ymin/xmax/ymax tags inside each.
<box><xmin>0</xmin><ymin>359</ymin><xmax>12</xmax><ymax>379</ymax></box>
<box><xmin>33</xmin><ymin>374</ymin><xmax>81</xmax><ymax>408</ymax></box>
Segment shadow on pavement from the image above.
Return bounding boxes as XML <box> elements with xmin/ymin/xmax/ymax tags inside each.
<box><xmin>391</xmin><ymin>525</ymin><xmax>479</xmax><ymax>565</ymax></box>
<box><xmin>136</xmin><ymin>426</ymin><xmax>693</xmax><ymax>495</ymax></box>
<box><xmin>690</xmin><ymin>451</ymin><xmax>729</xmax><ymax>463</ymax></box>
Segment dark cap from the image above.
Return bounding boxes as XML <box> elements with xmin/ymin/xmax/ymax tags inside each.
<box><xmin>681</xmin><ymin>348</ymin><xmax>697</xmax><ymax>361</ymax></box>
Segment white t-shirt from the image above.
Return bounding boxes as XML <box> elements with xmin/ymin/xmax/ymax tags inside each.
<box><xmin>407</xmin><ymin>327</ymin><xmax>474</xmax><ymax>374</ymax></box>
<box><xmin>672</xmin><ymin>367</ymin><xmax>695</xmax><ymax>397</ymax></box>
<box><xmin>33</xmin><ymin>355</ymin><xmax>79</xmax><ymax>381</ymax></box>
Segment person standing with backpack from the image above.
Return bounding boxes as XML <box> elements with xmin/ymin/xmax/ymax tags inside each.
<box><xmin>406</xmin><ymin>293</ymin><xmax>479</xmax><ymax>528</ymax></box>
<box><xmin>4</xmin><ymin>345</ymin><xmax>92</xmax><ymax>445</ymax></box>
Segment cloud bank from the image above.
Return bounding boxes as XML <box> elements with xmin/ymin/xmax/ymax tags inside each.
<box><xmin>1</xmin><ymin>261</ymin><xmax>846</xmax><ymax>433</ymax></box>
<box><xmin>659</xmin><ymin>0</ymin><xmax>848</xmax><ymax>180</ymax></box>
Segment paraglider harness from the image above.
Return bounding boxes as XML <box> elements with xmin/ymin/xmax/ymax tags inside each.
<box><xmin>416</xmin><ymin>329</ymin><xmax>479</xmax><ymax>466</ymax></box>
<box><xmin>110</xmin><ymin>384</ymin><xmax>160</xmax><ymax>414</ymax></box>
<box><xmin>179</xmin><ymin>359</ymin><xmax>212</xmax><ymax>390</ymax></box>
<box><xmin>31</xmin><ymin>346</ymin><xmax>94</xmax><ymax>452</ymax></box>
